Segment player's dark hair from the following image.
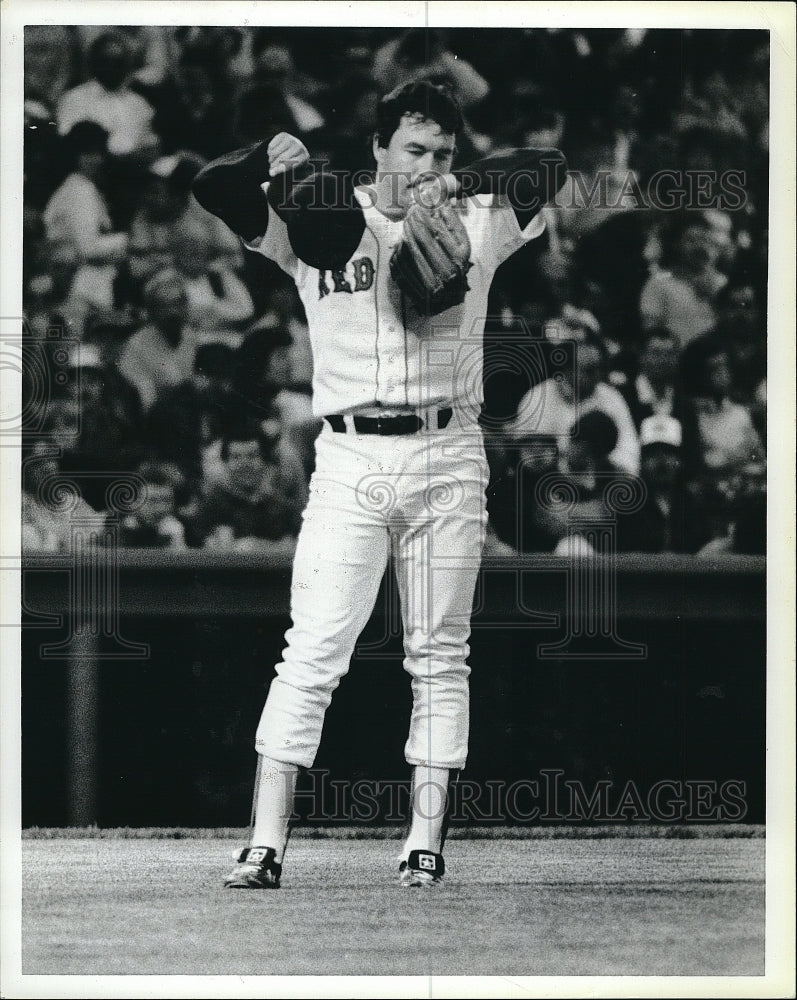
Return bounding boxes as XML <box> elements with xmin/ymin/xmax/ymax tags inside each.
<box><xmin>375</xmin><ymin>79</ymin><xmax>463</xmax><ymax>148</ymax></box>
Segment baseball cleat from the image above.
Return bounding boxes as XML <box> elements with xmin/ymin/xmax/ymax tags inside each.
<box><xmin>224</xmin><ymin>846</ymin><xmax>282</xmax><ymax>889</ymax></box>
<box><xmin>399</xmin><ymin>849</ymin><xmax>445</xmax><ymax>888</ymax></box>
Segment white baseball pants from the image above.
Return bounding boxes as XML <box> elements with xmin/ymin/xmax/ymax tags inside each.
<box><xmin>255</xmin><ymin>419</ymin><xmax>488</xmax><ymax>770</ymax></box>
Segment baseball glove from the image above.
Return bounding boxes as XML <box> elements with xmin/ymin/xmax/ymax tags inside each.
<box><xmin>390</xmin><ymin>200</ymin><xmax>473</xmax><ymax>315</ymax></box>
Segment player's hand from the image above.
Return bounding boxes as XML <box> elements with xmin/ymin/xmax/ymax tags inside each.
<box><xmin>267</xmin><ymin>132</ymin><xmax>310</xmax><ymax>177</ymax></box>
<box><xmin>408</xmin><ymin>172</ymin><xmax>460</xmax><ymax>209</ymax></box>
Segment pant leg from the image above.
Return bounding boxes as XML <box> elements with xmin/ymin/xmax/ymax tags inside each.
<box><xmin>394</xmin><ymin>433</ymin><xmax>488</xmax><ymax>770</ymax></box>
<box><xmin>256</xmin><ymin>429</ymin><xmax>390</xmax><ymax>767</ymax></box>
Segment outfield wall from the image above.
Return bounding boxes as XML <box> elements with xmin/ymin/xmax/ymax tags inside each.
<box><xmin>21</xmin><ymin>552</ymin><xmax>765</xmax><ymax>828</ymax></box>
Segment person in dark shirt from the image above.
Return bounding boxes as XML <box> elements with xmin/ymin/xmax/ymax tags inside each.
<box><xmin>145</xmin><ymin>342</ymin><xmax>237</xmax><ymax>489</ymax></box>
<box><xmin>616</xmin><ymin>414</ymin><xmax>692</xmax><ymax>553</ymax></box>
<box><xmin>187</xmin><ymin>421</ymin><xmax>308</xmax><ymax>550</ymax></box>
<box><xmin>620</xmin><ymin>326</ymin><xmax>686</xmax><ymax>431</ymax></box>
<box><xmin>118</xmin><ymin>462</ymin><xmax>187</xmax><ymax>548</ymax></box>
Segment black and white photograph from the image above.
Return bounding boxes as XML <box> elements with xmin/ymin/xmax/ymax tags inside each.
<box><xmin>1</xmin><ymin>2</ymin><xmax>794</xmax><ymax>996</ymax></box>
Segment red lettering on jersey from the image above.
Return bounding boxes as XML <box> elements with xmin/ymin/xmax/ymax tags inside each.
<box><xmin>318</xmin><ymin>258</ymin><xmax>375</xmax><ymax>300</ymax></box>
<box><xmin>331</xmin><ymin>269</ymin><xmax>353</xmax><ymax>294</ymax></box>
<box><xmin>352</xmin><ymin>257</ymin><xmax>374</xmax><ymax>292</ymax></box>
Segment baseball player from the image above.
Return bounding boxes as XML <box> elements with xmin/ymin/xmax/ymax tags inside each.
<box><xmin>193</xmin><ymin>80</ymin><xmax>566</xmax><ymax>888</ymax></box>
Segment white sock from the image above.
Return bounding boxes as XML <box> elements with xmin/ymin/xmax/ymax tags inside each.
<box><xmin>250</xmin><ymin>755</ymin><xmax>299</xmax><ymax>863</ymax></box>
<box><xmin>401</xmin><ymin>765</ymin><xmax>450</xmax><ymax>859</ymax></box>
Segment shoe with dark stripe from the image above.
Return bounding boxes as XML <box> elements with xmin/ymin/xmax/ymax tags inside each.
<box><xmin>224</xmin><ymin>846</ymin><xmax>282</xmax><ymax>889</ymax></box>
<box><xmin>399</xmin><ymin>849</ymin><xmax>445</xmax><ymax>888</ymax></box>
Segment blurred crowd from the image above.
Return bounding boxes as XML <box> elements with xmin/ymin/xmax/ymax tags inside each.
<box><xmin>22</xmin><ymin>26</ymin><xmax>767</xmax><ymax>556</ymax></box>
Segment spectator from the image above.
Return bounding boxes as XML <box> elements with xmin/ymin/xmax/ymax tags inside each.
<box><xmin>126</xmin><ymin>153</ymin><xmax>242</xmax><ymax>286</ymax></box>
<box><xmin>43</xmin><ymin>121</ymin><xmax>129</xmax><ymax>266</ymax></box>
<box><xmin>24</xmin><ymin>240</ymin><xmax>87</xmax><ymax>341</ymax></box>
<box><xmin>56</xmin><ymin>342</ymin><xmax>145</xmax><ymax>512</ymax></box>
<box><xmin>145</xmin><ymin>343</ymin><xmax>238</xmax><ymax>487</ymax></box>
<box><xmin>697</xmin><ymin>469</ymin><xmax>766</xmax><ymax>557</ymax></box>
<box><xmin>80</xmin><ymin>318</ymin><xmax>144</xmax><ymax>429</ymax></box>
<box><xmin>620</xmin><ymin>327</ymin><xmax>685</xmax><ymax>429</ymax></box>
<box><xmin>568</xmin><ymin>409</ymin><xmax>622</xmax><ymax>482</ymax></box>
<box><xmin>372</xmin><ymin>29</ymin><xmax>489</xmax><ymax>108</ymax></box>
<box><xmin>234</xmin><ymin>326</ymin><xmax>318</xmax><ymax>476</ymax></box>
<box><xmin>24</xmin><ymin>25</ymin><xmax>76</xmax><ymax>111</ymax></box>
<box><xmin>118</xmin><ymin>461</ymin><xmax>187</xmax><ymax>548</ymax></box>
<box><xmin>572</xmin><ymin>210</ymin><xmax>659</xmax><ymax>350</ymax></box>
<box><xmin>314</xmin><ymin>73</ymin><xmax>381</xmax><ymax>175</ymax></box>
<box><xmin>487</xmin><ymin>436</ymin><xmax>562</xmax><ymax>553</ymax></box>
<box><xmin>549</xmin><ymin>410</ymin><xmax>624</xmax><ymax>555</ymax></box>
<box><xmin>75</xmin><ymin>26</ymin><xmax>179</xmax><ymax>89</ymax></box>
<box><xmin>187</xmin><ymin>422</ymin><xmax>308</xmax><ymax>551</ymax></box>
<box><xmin>713</xmin><ymin>279</ymin><xmax>766</xmax><ymax>429</ymax></box>
<box><xmin>22</xmin><ymin>434</ymin><xmax>105</xmax><ymax>553</ymax></box>
<box><xmin>508</xmin><ymin>335</ymin><xmax>641</xmax><ymax>475</ymax></box>
<box><xmin>617</xmin><ymin>414</ymin><xmax>692</xmax><ymax>553</ymax></box>
<box><xmin>146</xmin><ymin>53</ymin><xmax>239</xmax><ymax>161</ymax></box>
<box><xmin>543</xmin><ymin>304</ymin><xmax>602</xmax><ymax>345</ymax></box>
<box><xmin>170</xmin><ymin>26</ymin><xmax>242</xmax><ymax>100</ymax></box>
<box><xmin>117</xmin><ymin>268</ymin><xmax>201</xmax><ymax>412</ymax></box>
<box><xmin>19</xmin><ymin>26</ymin><xmax>769</xmax><ymax>564</ymax></box>
<box><xmin>237</xmin><ymin>32</ymin><xmax>325</xmax><ymax>143</ymax></box>
<box><xmin>640</xmin><ymin>212</ymin><xmax>728</xmax><ymax>348</ymax></box>
<box><xmin>556</xmin><ymin>130</ymin><xmax>641</xmax><ymax>241</ymax></box>
<box><xmin>57</xmin><ymin>30</ymin><xmax>159</xmax><ymax>159</ymax></box>
<box><xmin>171</xmin><ymin>230</ymin><xmax>254</xmax><ymax>344</ymax></box>
<box><xmin>681</xmin><ymin>334</ymin><xmax>764</xmax><ymax>482</ymax></box>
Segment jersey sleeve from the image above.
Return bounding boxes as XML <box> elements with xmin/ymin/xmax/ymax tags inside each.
<box><xmin>466</xmin><ymin>193</ymin><xmax>547</xmax><ymax>271</ymax></box>
<box><xmin>242</xmin><ymin>182</ymin><xmax>300</xmax><ymax>280</ymax></box>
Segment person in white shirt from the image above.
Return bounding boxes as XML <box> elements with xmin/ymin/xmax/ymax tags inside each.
<box><xmin>639</xmin><ymin>213</ymin><xmax>728</xmax><ymax>349</ymax></box>
<box><xmin>43</xmin><ymin>121</ymin><xmax>129</xmax><ymax>266</ymax></box>
<box><xmin>117</xmin><ymin>269</ymin><xmax>201</xmax><ymax>412</ymax></box>
<box><xmin>171</xmin><ymin>230</ymin><xmax>254</xmax><ymax>345</ymax></box>
<box><xmin>43</xmin><ymin>121</ymin><xmax>129</xmax><ymax>327</ymax></box>
<box><xmin>508</xmin><ymin>334</ymin><xmax>641</xmax><ymax>476</ymax></box>
<box><xmin>57</xmin><ymin>30</ymin><xmax>159</xmax><ymax>158</ymax></box>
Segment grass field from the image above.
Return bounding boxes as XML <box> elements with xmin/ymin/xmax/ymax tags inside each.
<box><xmin>20</xmin><ymin>829</ymin><xmax>764</xmax><ymax>977</ymax></box>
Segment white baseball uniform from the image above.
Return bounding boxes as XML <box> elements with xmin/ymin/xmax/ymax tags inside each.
<box><xmin>246</xmin><ymin>188</ymin><xmax>546</xmax><ymax>770</ymax></box>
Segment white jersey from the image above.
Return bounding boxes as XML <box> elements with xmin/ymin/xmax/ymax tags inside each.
<box><xmin>245</xmin><ymin>187</ymin><xmax>545</xmax><ymax>418</ymax></box>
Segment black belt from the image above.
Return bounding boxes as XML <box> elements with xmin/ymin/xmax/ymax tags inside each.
<box><xmin>325</xmin><ymin>407</ymin><xmax>453</xmax><ymax>435</ymax></box>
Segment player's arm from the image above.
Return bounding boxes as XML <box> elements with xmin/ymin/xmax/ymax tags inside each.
<box><xmin>191</xmin><ymin>132</ymin><xmax>311</xmax><ymax>242</ymax></box>
<box><xmin>192</xmin><ymin>132</ymin><xmax>365</xmax><ymax>271</ymax></box>
<box><xmin>417</xmin><ymin>148</ymin><xmax>568</xmax><ymax>229</ymax></box>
